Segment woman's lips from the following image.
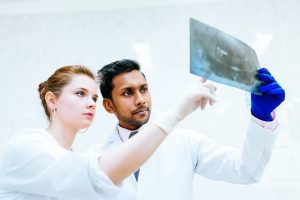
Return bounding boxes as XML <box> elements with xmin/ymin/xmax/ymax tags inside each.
<box><xmin>83</xmin><ymin>112</ymin><xmax>94</xmax><ymax>119</ymax></box>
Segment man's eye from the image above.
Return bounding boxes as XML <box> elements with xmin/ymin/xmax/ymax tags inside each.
<box><xmin>76</xmin><ymin>91</ymin><xmax>85</xmax><ymax>97</ymax></box>
<box><xmin>141</xmin><ymin>87</ymin><xmax>148</xmax><ymax>93</ymax></box>
<box><xmin>123</xmin><ymin>91</ymin><xmax>132</xmax><ymax>96</ymax></box>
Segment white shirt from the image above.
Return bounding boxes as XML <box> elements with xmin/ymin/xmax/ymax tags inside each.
<box><xmin>0</xmin><ymin>128</ymin><xmax>119</xmax><ymax>200</ymax></box>
<box><xmin>89</xmin><ymin>117</ymin><xmax>278</xmax><ymax>200</ymax></box>
<box><xmin>117</xmin><ymin>126</ymin><xmax>144</xmax><ymax>142</ymax></box>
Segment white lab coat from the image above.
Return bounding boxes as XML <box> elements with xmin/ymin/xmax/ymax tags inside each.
<box><xmin>0</xmin><ymin>129</ymin><xmax>119</xmax><ymax>200</ymax></box>
<box><xmin>89</xmin><ymin>119</ymin><xmax>277</xmax><ymax>200</ymax></box>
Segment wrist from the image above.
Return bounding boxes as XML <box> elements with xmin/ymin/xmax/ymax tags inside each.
<box><xmin>251</xmin><ymin>111</ymin><xmax>278</xmax><ymax>131</ymax></box>
<box><xmin>251</xmin><ymin>107</ymin><xmax>273</xmax><ymax>121</ymax></box>
<box><xmin>152</xmin><ymin>110</ymin><xmax>181</xmax><ymax>134</ymax></box>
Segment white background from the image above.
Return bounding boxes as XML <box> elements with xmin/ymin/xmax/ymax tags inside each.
<box><xmin>0</xmin><ymin>0</ymin><xmax>299</xmax><ymax>199</ymax></box>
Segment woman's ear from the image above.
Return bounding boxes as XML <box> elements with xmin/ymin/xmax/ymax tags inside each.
<box><xmin>103</xmin><ymin>98</ymin><xmax>114</xmax><ymax>114</ymax></box>
<box><xmin>45</xmin><ymin>91</ymin><xmax>57</xmax><ymax>112</ymax></box>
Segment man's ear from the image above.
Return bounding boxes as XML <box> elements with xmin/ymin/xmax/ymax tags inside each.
<box><xmin>45</xmin><ymin>91</ymin><xmax>57</xmax><ymax>111</ymax></box>
<box><xmin>103</xmin><ymin>98</ymin><xmax>114</xmax><ymax>114</ymax></box>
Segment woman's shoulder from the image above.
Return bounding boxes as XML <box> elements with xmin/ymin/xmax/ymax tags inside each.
<box><xmin>10</xmin><ymin>128</ymin><xmax>50</xmax><ymax>143</ymax></box>
<box><xmin>2</xmin><ymin>129</ymin><xmax>63</xmax><ymax>168</ymax></box>
<box><xmin>7</xmin><ymin>128</ymin><xmax>56</xmax><ymax>153</ymax></box>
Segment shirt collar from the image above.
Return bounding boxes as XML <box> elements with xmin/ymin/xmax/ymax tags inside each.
<box><xmin>117</xmin><ymin>124</ymin><xmax>145</xmax><ymax>141</ymax></box>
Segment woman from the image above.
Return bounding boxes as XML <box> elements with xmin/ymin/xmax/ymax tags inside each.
<box><xmin>0</xmin><ymin>65</ymin><xmax>216</xmax><ymax>200</ymax></box>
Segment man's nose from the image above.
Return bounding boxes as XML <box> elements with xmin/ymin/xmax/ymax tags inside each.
<box><xmin>135</xmin><ymin>92</ymin><xmax>145</xmax><ymax>106</ymax></box>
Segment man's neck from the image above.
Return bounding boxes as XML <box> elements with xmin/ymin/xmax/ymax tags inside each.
<box><xmin>118</xmin><ymin>124</ymin><xmax>142</xmax><ymax>131</ymax></box>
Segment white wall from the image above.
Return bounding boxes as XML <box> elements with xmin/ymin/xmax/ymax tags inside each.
<box><xmin>0</xmin><ymin>0</ymin><xmax>299</xmax><ymax>199</ymax></box>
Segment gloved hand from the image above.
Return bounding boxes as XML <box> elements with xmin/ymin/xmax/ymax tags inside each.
<box><xmin>251</xmin><ymin>68</ymin><xmax>285</xmax><ymax>121</ymax></box>
<box><xmin>172</xmin><ymin>82</ymin><xmax>217</xmax><ymax>120</ymax></box>
<box><xmin>153</xmin><ymin>81</ymin><xmax>217</xmax><ymax>133</ymax></box>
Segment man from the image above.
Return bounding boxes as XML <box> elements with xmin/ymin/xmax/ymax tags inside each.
<box><xmin>91</xmin><ymin>59</ymin><xmax>285</xmax><ymax>200</ymax></box>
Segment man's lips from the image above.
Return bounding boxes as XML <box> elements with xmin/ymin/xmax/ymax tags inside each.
<box><xmin>132</xmin><ymin>107</ymin><xmax>149</xmax><ymax>115</ymax></box>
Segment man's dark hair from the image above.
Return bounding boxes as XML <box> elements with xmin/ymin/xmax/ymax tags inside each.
<box><xmin>97</xmin><ymin>59</ymin><xmax>146</xmax><ymax>99</ymax></box>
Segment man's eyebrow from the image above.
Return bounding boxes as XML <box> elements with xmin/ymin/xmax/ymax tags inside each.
<box><xmin>120</xmin><ymin>87</ymin><xmax>132</xmax><ymax>91</ymax></box>
<box><xmin>119</xmin><ymin>83</ymin><xmax>148</xmax><ymax>91</ymax></box>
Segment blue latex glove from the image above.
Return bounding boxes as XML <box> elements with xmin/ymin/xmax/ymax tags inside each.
<box><xmin>251</xmin><ymin>68</ymin><xmax>285</xmax><ymax>121</ymax></box>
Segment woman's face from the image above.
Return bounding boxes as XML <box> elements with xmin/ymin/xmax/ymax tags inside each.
<box><xmin>54</xmin><ymin>74</ymin><xmax>98</xmax><ymax>131</ymax></box>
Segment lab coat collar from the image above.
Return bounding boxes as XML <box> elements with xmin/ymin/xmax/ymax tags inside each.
<box><xmin>107</xmin><ymin>126</ymin><xmax>123</xmax><ymax>144</ymax></box>
<box><xmin>107</xmin><ymin>124</ymin><xmax>146</xmax><ymax>143</ymax></box>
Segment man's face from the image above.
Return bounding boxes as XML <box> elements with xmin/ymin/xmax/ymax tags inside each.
<box><xmin>103</xmin><ymin>70</ymin><xmax>152</xmax><ymax>130</ymax></box>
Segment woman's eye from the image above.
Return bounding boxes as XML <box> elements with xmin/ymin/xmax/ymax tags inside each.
<box><xmin>76</xmin><ymin>91</ymin><xmax>85</xmax><ymax>97</ymax></box>
<box><xmin>92</xmin><ymin>97</ymin><xmax>98</xmax><ymax>103</ymax></box>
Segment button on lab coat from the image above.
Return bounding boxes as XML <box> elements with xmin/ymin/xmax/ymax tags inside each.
<box><xmin>90</xmin><ymin>119</ymin><xmax>277</xmax><ymax>200</ymax></box>
<box><xmin>0</xmin><ymin>129</ymin><xmax>119</xmax><ymax>200</ymax></box>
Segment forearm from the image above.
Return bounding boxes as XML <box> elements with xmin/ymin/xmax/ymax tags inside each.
<box><xmin>98</xmin><ymin>123</ymin><xmax>166</xmax><ymax>184</ymax></box>
<box><xmin>240</xmin><ymin>119</ymin><xmax>277</xmax><ymax>181</ymax></box>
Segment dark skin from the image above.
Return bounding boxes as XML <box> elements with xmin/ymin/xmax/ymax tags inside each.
<box><xmin>103</xmin><ymin>70</ymin><xmax>152</xmax><ymax>130</ymax></box>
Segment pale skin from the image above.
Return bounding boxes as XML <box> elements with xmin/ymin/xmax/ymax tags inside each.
<box><xmin>45</xmin><ymin>73</ymin><xmax>216</xmax><ymax>184</ymax></box>
<box><xmin>45</xmin><ymin>75</ymin><xmax>98</xmax><ymax>150</ymax></box>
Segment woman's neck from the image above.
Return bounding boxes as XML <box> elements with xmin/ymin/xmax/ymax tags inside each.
<box><xmin>47</xmin><ymin>122</ymin><xmax>77</xmax><ymax>150</ymax></box>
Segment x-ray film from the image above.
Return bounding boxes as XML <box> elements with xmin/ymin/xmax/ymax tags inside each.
<box><xmin>190</xmin><ymin>18</ymin><xmax>261</xmax><ymax>94</ymax></box>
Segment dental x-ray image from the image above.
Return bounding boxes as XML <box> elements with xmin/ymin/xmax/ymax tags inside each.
<box><xmin>190</xmin><ymin>18</ymin><xmax>262</xmax><ymax>94</ymax></box>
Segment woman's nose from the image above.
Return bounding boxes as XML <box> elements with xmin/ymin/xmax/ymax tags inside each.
<box><xmin>87</xmin><ymin>97</ymin><xmax>97</xmax><ymax>109</ymax></box>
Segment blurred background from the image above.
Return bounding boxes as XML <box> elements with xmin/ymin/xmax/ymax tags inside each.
<box><xmin>0</xmin><ymin>0</ymin><xmax>299</xmax><ymax>199</ymax></box>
